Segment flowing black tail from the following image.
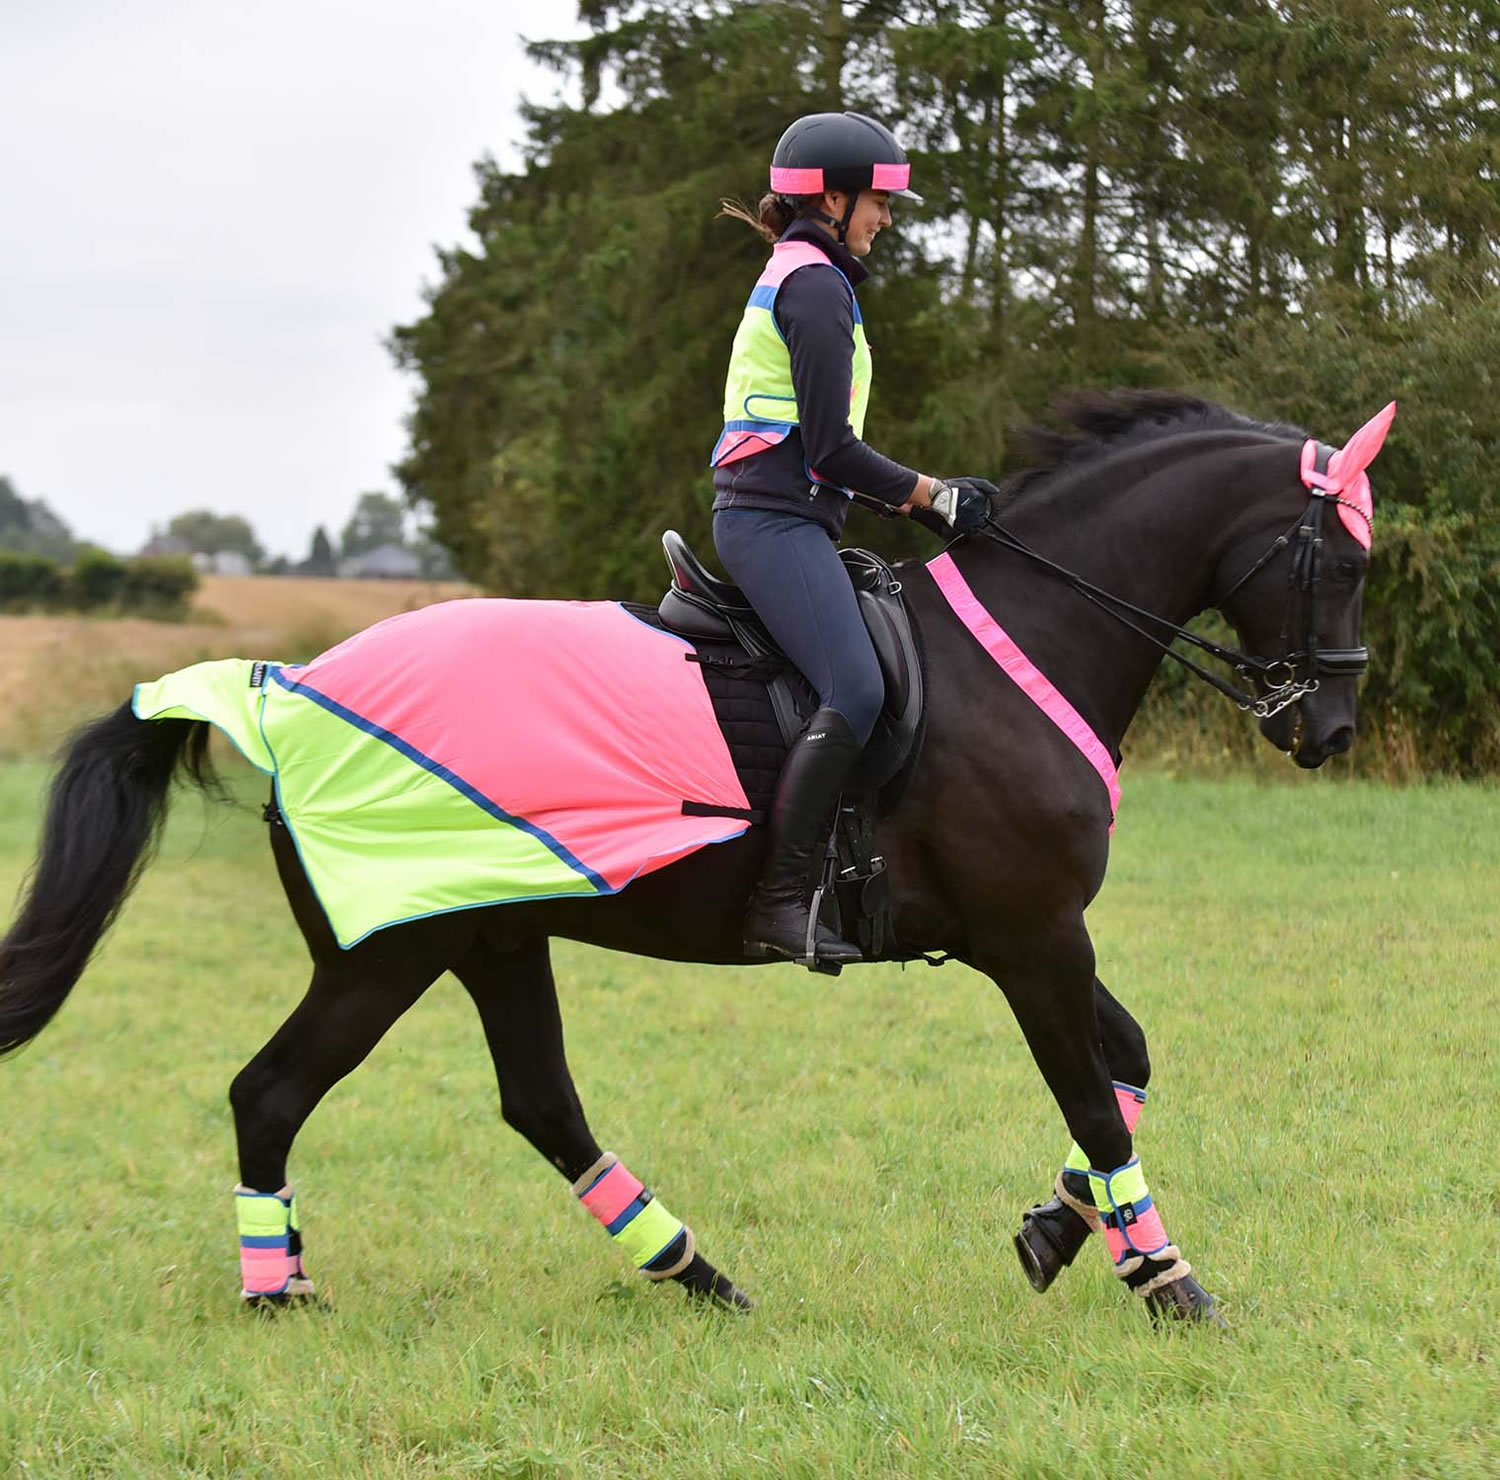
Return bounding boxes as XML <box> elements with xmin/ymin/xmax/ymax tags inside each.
<box><xmin>0</xmin><ymin>703</ymin><xmax>219</xmax><ymax>1055</ymax></box>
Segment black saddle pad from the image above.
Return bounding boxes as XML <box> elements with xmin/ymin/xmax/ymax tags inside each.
<box><xmin>623</xmin><ymin>602</ymin><xmax>800</xmax><ymax>819</ymax></box>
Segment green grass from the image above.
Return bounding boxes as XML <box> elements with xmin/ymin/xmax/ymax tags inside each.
<box><xmin>0</xmin><ymin>759</ymin><xmax>1495</xmax><ymax>1478</ymax></box>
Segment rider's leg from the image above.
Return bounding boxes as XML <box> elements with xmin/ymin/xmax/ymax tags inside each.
<box><xmin>713</xmin><ymin>509</ymin><xmax>883</xmax><ymax>963</ymax></box>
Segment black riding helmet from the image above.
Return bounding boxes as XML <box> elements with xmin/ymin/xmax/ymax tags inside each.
<box><xmin>769</xmin><ymin>111</ymin><xmax>922</xmax><ymax>243</ymax></box>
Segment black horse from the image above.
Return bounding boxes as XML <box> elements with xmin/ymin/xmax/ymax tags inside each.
<box><xmin>0</xmin><ymin>393</ymin><xmax>1393</xmax><ymax>1323</ymax></box>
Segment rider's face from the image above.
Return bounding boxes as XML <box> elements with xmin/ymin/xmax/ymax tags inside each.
<box><xmin>824</xmin><ymin>190</ymin><xmax>893</xmax><ymax>257</ymax></box>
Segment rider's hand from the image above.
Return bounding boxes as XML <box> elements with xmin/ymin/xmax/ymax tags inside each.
<box><xmin>925</xmin><ymin>477</ymin><xmax>996</xmax><ymax>536</ymax></box>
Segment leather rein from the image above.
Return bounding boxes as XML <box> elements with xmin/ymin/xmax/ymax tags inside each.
<box><xmin>968</xmin><ymin>441</ymin><xmax>1370</xmax><ymax>720</ymax></box>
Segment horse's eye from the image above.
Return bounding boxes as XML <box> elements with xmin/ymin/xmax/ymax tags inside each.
<box><xmin>1335</xmin><ymin>558</ymin><xmax>1361</xmax><ymax>582</ymax></box>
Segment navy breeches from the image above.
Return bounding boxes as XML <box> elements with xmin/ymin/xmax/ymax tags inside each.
<box><xmin>712</xmin><ymin>508</ymin><xmax>884</xmax><ymax>745</ymax></box>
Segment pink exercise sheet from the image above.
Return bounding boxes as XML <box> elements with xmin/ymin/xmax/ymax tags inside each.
<box><xmin>282</xmin><ymin>597</ymin><xmax>753</xmax><ymax>892</ymax></box>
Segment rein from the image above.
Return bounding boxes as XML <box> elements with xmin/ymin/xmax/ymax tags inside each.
<box><xmin>967</xmin><ymin>441</ymin><xmax>1370</xmax><ymax>720</ymax></box>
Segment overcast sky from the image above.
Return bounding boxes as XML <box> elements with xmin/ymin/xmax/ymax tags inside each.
<box><xmin>2</xmin><ymin>0</ymin><xmax>586</xmax><ymax>558</ymax></box>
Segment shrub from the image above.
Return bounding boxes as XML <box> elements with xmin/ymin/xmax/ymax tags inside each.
<box><xmin>0</xmin><ymin>550</ymin><xmax>64</xmax><ymax>610</ymax></box>
<box><xmin>69</xmin><ymin>546</ymin><xmax>127</xmax><ymax>609</ymax></box>
<box><xmin>119</xmin><ymin>555</ymin><xmax>199</xmax><ymax>617</ymax></box>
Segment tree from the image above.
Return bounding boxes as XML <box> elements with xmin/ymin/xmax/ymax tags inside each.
<box><xmin>411</xmin><ymin>531</ymin><xmax>458</xmax><ymax>581</ymax></box>
<box><xmin>165</xmin><ymin>510</ymin><xmax>264</xmax><ymax>566</ymax></box>
<box><xmin>392</xmin><ymin>1</ymin><xmax>946</xmax><ymax>600</ymax></box>
<box><xmin>303</xmin><ymin>525</ymin><xmax>337</xmax><ymax>575</ymax></box>
<box><xmin>391</xmin><ymin>0</ymin><xmax>1500</xmax><ymax>766</ymax></box>
<box><xmin>0</xmin><ymin>475</ymin><xmax>77</xmax><ymax>561</ymax></box>
<box><xmin>339</xmin><ymin>492</ymin><xmax>407</xmax><ymax>559</ymax></box>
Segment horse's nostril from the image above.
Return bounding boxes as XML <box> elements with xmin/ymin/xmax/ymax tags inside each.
<box><xmin>1325</xmin><ymin>725</ymin><xmax>1354</xmax><ymax>756</ymax></box>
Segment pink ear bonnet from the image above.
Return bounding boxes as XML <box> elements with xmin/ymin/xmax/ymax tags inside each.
<box><xmin>1299</xmin><ymin>401</ymin><xmax>1396</xmax><ymax>550</ymax></box>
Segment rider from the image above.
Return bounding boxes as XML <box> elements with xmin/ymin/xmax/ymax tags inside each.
<box><xmin>713</xmin><ymin>111</ymin><xmax>993</xmax><ymax>966</ymax></box>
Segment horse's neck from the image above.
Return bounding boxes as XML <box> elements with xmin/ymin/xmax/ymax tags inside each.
<box><xmin>949</xmin><ymin>433</ymin><xmax>1283</xmax><ymax>752</ymax></box>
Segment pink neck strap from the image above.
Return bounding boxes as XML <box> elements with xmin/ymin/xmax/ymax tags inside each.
<box><xmin>927</xmin><ymin>552</ymin><xmax>1121</xmax><ymax>831</ymax></box>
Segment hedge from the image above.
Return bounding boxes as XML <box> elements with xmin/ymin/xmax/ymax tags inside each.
<box><xmin>0</xmin><ymin>548</ymin><xmax>198</xmax><ymax>617</ymax></box>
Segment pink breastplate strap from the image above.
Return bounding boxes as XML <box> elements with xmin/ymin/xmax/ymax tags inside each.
<box><xmin>927</xmin><ymin>552</ymin><xmax>1121</xmax><ymax>831</ymax></box>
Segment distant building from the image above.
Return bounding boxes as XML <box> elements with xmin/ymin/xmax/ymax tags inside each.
<box><xmin>139</xmin><ymin>534</ymin><xmax>194</xmax><ymax>558</ymax></box>
<box><xmin>189</xmin><ymin>550</ymin><xmax>253</xmax><ymax>577</ymax></box>
<box><xmin>340</xmin><ymin>543</ymin><xmax>423</xmax><ymax>580</ymax></box>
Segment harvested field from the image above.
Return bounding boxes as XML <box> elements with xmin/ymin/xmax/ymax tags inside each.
<box><xmin>0</xmin><ymin>575</ymin><xmax>471</xmax><ymax>754</ymax></box>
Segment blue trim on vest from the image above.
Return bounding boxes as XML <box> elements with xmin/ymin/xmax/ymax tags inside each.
<box><xmin>752</xmin><ymin>259</ymin><xmax>863</xmax><ymax>323</ymax></box>
<box><xmin>725</xmin><ymin>416</ymin><xmax>795</xmax><ymax>434</ymax></box>
<box><xmin>803</xmin><ymin>457</ymin><xmax>855</xmax><ymax>499</ymax></box>
<box><xmin>710</xmin><ymin>418</ymin><xmax>795</xmax><ymax>466</ymax></box>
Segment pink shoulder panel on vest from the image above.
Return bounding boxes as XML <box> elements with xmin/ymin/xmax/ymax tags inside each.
<box><xmin>759</xmin><ymin>239</ymin><xmax>834</xmax><ymax>288</ymax></box>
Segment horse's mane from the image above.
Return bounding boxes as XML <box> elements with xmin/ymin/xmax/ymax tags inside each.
<box><xmin>1001</xmin><ymin>390</ymin><xmax>1310</xmax><ymax>504</ymax></box>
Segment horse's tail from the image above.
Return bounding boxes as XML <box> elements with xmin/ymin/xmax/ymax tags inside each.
<box><xmin>0</xmin><ymin>702</ymin><xmax>219</xmax><ymax>1056</ymax></box>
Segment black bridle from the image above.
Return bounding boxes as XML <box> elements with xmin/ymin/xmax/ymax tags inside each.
<box><xmin>969</xmin><ymin>442</ymin><xmax>1370</xmax><ymax>720</ymax></box>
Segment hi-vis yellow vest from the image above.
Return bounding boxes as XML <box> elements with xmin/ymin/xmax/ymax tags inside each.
<box><xmin>710</xmin><ymin>239</ymin><xmax>872</xmax><ymax>483</ymax></box>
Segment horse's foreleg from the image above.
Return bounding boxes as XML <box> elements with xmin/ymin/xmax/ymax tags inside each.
<box><xmin>1015</xmin><ymin>977</ymin><xmax>1150</xmax><ymax>1292</ymax></box>
<box><xmin>454</xmin><ymin>934</ymin><xmax>751</xmax><ymax>1310</ymax></box>
<box><xmin>981</xmin><ymin>931</ymin><xmax>1219</xmax><ymax>1323</ymax></box>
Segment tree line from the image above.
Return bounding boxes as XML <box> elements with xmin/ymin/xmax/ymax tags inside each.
<box><xmin>0</xmin><ymin>476</ymin><xmax>197</xmax><ymax>616</ymax></box>
<box><xmin>151</xmin><ymin>494</ymin><xmax>454</xmax><ymax>578</ymax></box>
<box><xmin>393</xmin><ymin>1</ymin><xmax>1500</xmax><ymax>770</ymax></box>
<box><xmin>0</xmin><ymin>480</ymin><xmax>457</xmax><ymax>617</ymax></box>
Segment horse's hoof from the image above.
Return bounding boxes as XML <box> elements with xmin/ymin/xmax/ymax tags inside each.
<box><xmin>1014</xmin><ymin>1198</ymin><xmax>1093</xmax><ymax>1293</ymax></box>
<box><xmin>241</xmin><ymin>1286</ymin><xmax>322</xmax><ymax>1313</ymax></box>
<box><xmin>672</xmin><ymin>1251</ymin><xmax>754</xmax><ymax>1312</ymax></box>
<box><xmin>702</xmin><ymin>1270</ymin><xmax>755</xmax><ymax>1312</ymax></box>
<box><xmin>1144</xmin><ymin>1274</ymin><xmax>1226</xmax><ymax>1328</ymax></box>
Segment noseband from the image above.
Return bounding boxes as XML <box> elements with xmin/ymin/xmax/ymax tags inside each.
<box><xmin>1209</xmin><ymin>440</ymin><xmax>1370</xmax><ymax>715</ymax></box>
<box><xmin>972</xmin><ymin>441</ymin><xmax>1369</xmax><ymax>720</ymax></box>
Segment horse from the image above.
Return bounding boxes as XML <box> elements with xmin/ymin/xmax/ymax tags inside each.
<box><xmin>0</xmin><ymin>392</ymin><xmax>1394</xmax><ymax>1324</ymax></box>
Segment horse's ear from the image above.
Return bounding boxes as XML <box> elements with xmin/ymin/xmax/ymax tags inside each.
<box><xmin>1334</xmin><ymin>401</ymin><xmax>1397</xmax><ymax>479</ymax></box>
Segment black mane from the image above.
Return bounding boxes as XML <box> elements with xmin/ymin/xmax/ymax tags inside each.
<box><xmin>1002</xmin><ymin>390</ymin><xmax>1309</xmax><ymax>502</ymax></box>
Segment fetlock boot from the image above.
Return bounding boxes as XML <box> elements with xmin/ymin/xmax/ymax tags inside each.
<box><xmin>743</xmin><ymin>708</ymin><xmax>863</xmax><ymax>965</ymax></box>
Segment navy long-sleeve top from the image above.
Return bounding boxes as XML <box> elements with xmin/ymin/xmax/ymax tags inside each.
<box><xmin>711</xmin><ymin>218</ymin><xmax>921</xmax><ymax>539</ymax></box>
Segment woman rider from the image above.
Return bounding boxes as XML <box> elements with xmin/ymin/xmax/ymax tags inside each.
<box><xmin>713</xmin><ymin>111</ymin><xmax>994</xmax><ymax>967</ymax></box>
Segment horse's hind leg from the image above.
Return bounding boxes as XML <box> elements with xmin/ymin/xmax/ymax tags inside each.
<box><xmin>979</xmin><ymin>929</ymin><xmax>1219</xmax><ymax>1323</ymax></box>
<box><xmin>453</xmin><ymin>933</ymin><xmax>751</xmax><ymax>1310</ymax></box>
<box><xmin>1014</xmin><ymin>977</ymin><xmax>1151</xmax><ymax>1292</ymax></box>
<box><xmin>228</xmin><ymin>822</ymin><xmax>472</xmax><ymax>1303</ymax></box>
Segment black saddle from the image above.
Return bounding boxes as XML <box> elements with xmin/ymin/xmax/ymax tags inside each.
<box><xmin>657</xmin><ymin>529</ymin><xmax>924</xmax><ymax>804</ymax></box>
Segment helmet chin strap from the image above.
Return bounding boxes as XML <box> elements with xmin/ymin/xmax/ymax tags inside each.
<box><xmin>803</xmin><ymin>189</ymin><xmax>862</xmax><ymax>245</ymax></box>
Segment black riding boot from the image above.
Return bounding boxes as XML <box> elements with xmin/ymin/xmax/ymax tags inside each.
<box><xmin>743</xmin><ymin>708</ymin><xmax>863</xmax><ymax>966</ymax></box>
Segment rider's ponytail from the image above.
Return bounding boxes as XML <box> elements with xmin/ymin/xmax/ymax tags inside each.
<box><xmin>718</xmin><ymin>192</ymin><xmax>800</xmax><ymax>244</ymax></box>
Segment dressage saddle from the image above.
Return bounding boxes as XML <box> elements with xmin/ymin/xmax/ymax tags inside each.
<box><xmin>656</xmin><ymin>530</ymin><xmax>924</xmax><ymax>804</ymax></box>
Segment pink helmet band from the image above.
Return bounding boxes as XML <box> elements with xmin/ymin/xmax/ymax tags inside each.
<box><xmin>769</xmin><ymin>162</ymin><xmax>911</xmax><ymax>195</ymax></box>
<box><xmin>770</xmin><ymin>166</ymin><xmax>824</xmax><ymax>193</ymax></box>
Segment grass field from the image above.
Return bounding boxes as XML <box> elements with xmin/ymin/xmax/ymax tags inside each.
<box><xmin>0</xmin><ymin>758</ymin><xmax>1495</xmax><ymax>1477</ymax></box>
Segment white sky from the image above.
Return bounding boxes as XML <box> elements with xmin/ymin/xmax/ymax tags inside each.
<box><xmin>1</xmin><ymin>0</ymin><xmax>586</xmax><ymax>558</ymax></box>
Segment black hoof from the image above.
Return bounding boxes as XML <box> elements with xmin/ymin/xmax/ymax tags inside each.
<box><xmin>672</xmin><ymin>1252</ymin><xmax>754</xmax><ymax>1312</ymax></box>
<box><xmin>241</xmin><ymin>1286</ymin><xmax>323</xmax><ymax>1313</ymax></box>
<box><xmin>1144</xmin><ymin>1274</ymin><xmax>1226</xmax><ymax>1327</ymax></box>
<box><xmin>702</xmin><ymin>1270</ymin><xmax>755</xmax><ymax>1312</ymax></box>
<box><xmin>1014</xmin><ymin>1198</ymin><xmax>1094</xmax><ymax>1293</ymax></box>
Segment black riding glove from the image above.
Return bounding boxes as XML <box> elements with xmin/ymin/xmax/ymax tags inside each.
<box><xmin>920</xmin><ymin>476</ymin><xmax>997</xmax><ymax>537</ymax></box>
